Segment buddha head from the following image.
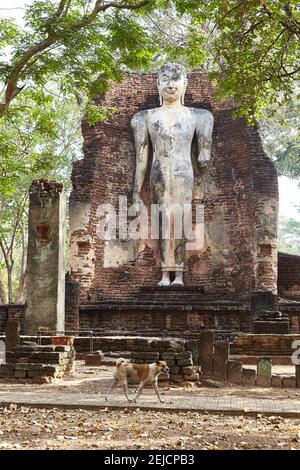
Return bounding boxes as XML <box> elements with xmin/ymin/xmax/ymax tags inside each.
<box><xmin>157</xmin><ymin>63</ymin><xmax>187</xmax><ymax>106</ymax></box>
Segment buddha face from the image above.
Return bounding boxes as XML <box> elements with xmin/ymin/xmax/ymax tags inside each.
<box><xmin>157</xmin><ymin>65</ymin><xmax>187</xmax><ymax>105</ymax></box>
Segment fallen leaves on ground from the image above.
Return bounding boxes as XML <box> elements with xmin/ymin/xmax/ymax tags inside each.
<box><xmin>0</xmin><ymin>406</ymin><xmax>299</xmax><ymax>450</ymax></box>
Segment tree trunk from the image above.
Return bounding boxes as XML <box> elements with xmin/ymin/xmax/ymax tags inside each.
<box><xmin>15</xmin><ymin>229</ymin><xmax>27</xmax><ymax>303</ymax></box>
<box><xmin>0</xmin><ymin>278</ymin><xmax>7</xmax><ymax>304</ymax></box>
<box><xmin>7</xmin><ymin>267</ymin><xmax>13</xmax><ymax>304</ymax></box>
<box><xmin>15</xmin><ymin>271</ymin><xmax>26</xmax><ymax>303</ymax></box>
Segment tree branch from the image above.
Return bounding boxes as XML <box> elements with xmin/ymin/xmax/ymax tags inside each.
<box><xmin>279</xmin><ymin>67</ymin><xmax>300</xmax><ymax>78</ymax></box>
<box><xmin>0</xmin><ymin>239</ymin><xmax>10</xmax><ymax>271</ymax></box>
<box><xmin>0</xmin><ymin>0</ymin><xmax>151</xmax><ymax>117</ymax></box>
<box><xmin>56</xmin><ymin>0</ymin><xmax>71</xmax><ymax>17</ymax></box>
<box><xmin>73</xmin><ymin>0</ymin><xmax>150</xmax><ymax>28</ymax></box>
<box><xmin>261</xmin><ymin>3</ymin><xmax>300</xmax><ymax>40</ymax></box>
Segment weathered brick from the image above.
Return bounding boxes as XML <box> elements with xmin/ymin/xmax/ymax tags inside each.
<box><xmin>242</xmin><ymin>368</ymin><xmax>256</xmax><ymax>386</ymax></box>
<box><xmin>296</xmin><ymin>365</ymin><xmax>300</xmax><ymax>388</ymax></box>
<box><xmin>213</xmin><ymin>342</ymin><xmax>229</xmax><ymax>382</ymax></box>
<box><xmin>15</xmin><ymin>370</ymin><xmax>27</xmax><ymax>379</ymax></box>
<box><xmin>228</xmin><ymin>360</ymin><xmax>242</xmax><ymax>384</ymax></box>
<box><xmin>177</xmin><ymin>358</ymin><xmax>193</xmax><ymax>367</ymax></box>
<box><xmin>160</xmin><ymin>352</ymin><xmax>177</xmax><ymax>361</ymax></box>
<box><xmin>282</xmin><ymin>376</ymin><xmax>296</xmax><ymax>389</ymax></box>
<box><xmin>85</xmin><ymin>354</ymin><xmax>103</xmax><ymax>366</ymax></box>
<box><xmin>181</xmin><ymin>366</ymin><xmax>195</xmax><ymax>376</ymax></box>
<box><xmin>131</xmin><ymin>352</ymin><xmax>159</xmax><ymax>361</ymax></box>
<box><xmin>271</xmin><ymin>375</ymin><xmax>282</xmax><ymax>388</ymax></box>
<box><xmin>5</xmin><ymin>319</ymin><xmax>20</xmax><ymax>351</ymax></box>
<box><xmin>199</xmin><ymin>330</ymin><xmax>213</xmax><ymax>377</ymax></box>
<box><xmin>169</xmin><ymin>374</ymin><xmax>183</xmax><ymax>383</ymax></box>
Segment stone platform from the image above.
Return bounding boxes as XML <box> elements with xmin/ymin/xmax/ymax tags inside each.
<box><xmin>78</xmin><ymin>293</ymin><xmax>300</xmax><ymax>334</ymax></box>
<box><xmin>1</xmin><ymin>293</ymin><xmax>300</xmax><ymax>335</ymax></box>
<box><xmin>0</xmin><ymin>344</ymin><xmax>75</xmax><ymax>382</ymax></box>
<box><xmin>79</xmin><ymin>287</ymin><xmax>252</xmax><ymax>333</ymax></box>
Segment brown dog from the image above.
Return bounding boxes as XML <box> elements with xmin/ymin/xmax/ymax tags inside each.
<box><xmin>105</xmin><ymin>358</ymin><xmax>170</xmax><ymax>403</ymax></box>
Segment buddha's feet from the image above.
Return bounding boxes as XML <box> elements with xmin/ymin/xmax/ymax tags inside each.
<box><xmin>171</xmin><ymin>279</ymin><xmax>184</xmax><ymax>287</ymax></box>
<box><xmin>158</xmin><ymin>278</ymin><xmax>171</xmax><ymax>287</ymax></box>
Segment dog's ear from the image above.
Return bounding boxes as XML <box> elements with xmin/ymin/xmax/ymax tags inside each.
<box><xmin>156</xmin><ymin>360</ymin><xmax>160</xmax><ymax>366</ymax></box>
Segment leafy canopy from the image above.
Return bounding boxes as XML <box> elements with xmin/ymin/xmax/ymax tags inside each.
<box><xmin>279</xmin><ymin>215</ymin><xmax>300</xmax><ymax>254</ymax></box>
<box><xmin>0</xmin><ymin>88</ymin><xmax>82</xmax><ymax>301</ymax></box>
<box><xmin>1</xmin><ymin>1</ymin><xmax>299</xmax><ymax>121</ymax></box>
<box><xmin>0</xmin><ymin>0</ymin><xmax>170</xmax><ymax>118</ymax></box>
<box><xmin>0</xmin><ymin>87</ymin><xmax>82</xmax><ymax>196</ymax></box>
<box><xmin>260</xmin><ymin>97</ymin><xmax>300</xmax><ymax>179</ymax></box>
<box><xmin>194</xmin><ymin>0</ymin><xmax>300</xmax><ymax>121</ymax></box>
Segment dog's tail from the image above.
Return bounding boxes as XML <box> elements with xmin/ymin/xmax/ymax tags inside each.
<box><xmin>116</xmin><ymin>358</ymin><xmax>127</xmax><ymax>367</ymax></box>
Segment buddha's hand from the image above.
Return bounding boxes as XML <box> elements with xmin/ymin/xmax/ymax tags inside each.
<box><xmin>198</xmin><ymin>149</ymin><xmax>211</xmax><ymax>169</ymax></box>
<box><xmin>132</xmin><ymin>191</ymin><xmax>142</xmax><ymax>207</ymax></box>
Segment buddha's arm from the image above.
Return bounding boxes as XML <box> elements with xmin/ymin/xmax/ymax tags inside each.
<box><xmin>195</xmin><ymin>109</ymin><xmax>214</xmax><ymax>166</ymax></box>
<box><xmin>131</xmin><ymin>111</ymin><xmax>149</xmax><ymax>204</ymax></box>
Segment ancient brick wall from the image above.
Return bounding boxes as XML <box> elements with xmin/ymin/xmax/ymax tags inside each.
<box><xmin>278</xmin><ymin>252</ymin><xmax>300</xmax><ymax>299</ymax></box>
<box><xmin>0</xmin><ymin>306</ymin><xmax>8</xmax><ymax>332</ymax></box>
<box><xmin>70</xmin><ymin>72</ymin><xmax>278</xmax><ymax>301</ymax></box>
<box><xmin>65</xmin><ymin>274</ymin><xmax>80</xmax><ymax>332</ymax></box>
<box><xmin>78</xmin><ymin>307</ymin><xmax>251</xmax><ymax>333</ymax></box>
<box><xmin>0</xmin><ymin>304</ymin><xmax>26</xmax><ymax>332</ymax></box>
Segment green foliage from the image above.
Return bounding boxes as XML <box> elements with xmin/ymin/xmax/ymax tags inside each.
<box><xmin>2</xmin><ymin>1</ymin><xmax>299</xmax><ymax>121</ymax></box>
<box><xmin>0</xmin><ymin>0</ymin><xmax>162</xmax><ymax>108</ymax></box>
<box><xmin>141</xmin><ymin>1</ymin><xmax>300</xmax><ymax>120</ymax></box>
<box><xmin>140</xmin><ymin>4</ymin><xmax>208</xmax><ymax>68</ymax></box>
<box><xmin>0</xmin><ymin>87</ymin><xmax>83</xmax><ymax>302</ymax></box>
<box><xmin>260</xmin><ymin>98</ymin><xmax>300</xmax><ymax>178</ymax></box>
<box><xmin>194</xmin><ymin>0</ymin><xmax>300</xmax><ymax>121</ymax></box>
<box><xmin>84</xmin><ymin>102</ymin><xmax>118</xmax><ymax>127</ymax></box>
<box><xmin>0</xmin><ymin>18</ymin><xmax>22</xmax><ymax>48</ymax></box>
<box><xmin>0</xmin><ymin>88</ymin><xmax>82</xmax><ymax>196</ymax></box>
<box><xmin>279</xmin><ymin>216</ymin><xmax>300</xmax><ymax>254</ymax></box>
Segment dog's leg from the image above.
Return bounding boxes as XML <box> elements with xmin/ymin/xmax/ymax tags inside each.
<box><xmin>153</xmin><ymin>378</ymin><xmax>164</xmax><ymax>403</ymax></box>
<box><xmin>105</xmin><ymin>379</ymin><xmax>117</xmax><ymax>402</ymax></box>
<box><xmin>133</xmin><ymin>382</ymin><xmax>145</xmax><ymax>403</ymax></box>
<box><xmin>122</xmin><ymin>379</ymin><xmax>132</xmax><ymax>403</ymax></box>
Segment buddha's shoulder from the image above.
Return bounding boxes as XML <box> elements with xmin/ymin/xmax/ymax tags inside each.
<box><xmin>130</xmin><ymin>109</ymin><xmax>150</xmax><ymax>128</ymax></box>
<box><xmin>191</xmin><ymin>107</ymin><xmax>214</xmax><ymax>122</ymax></box>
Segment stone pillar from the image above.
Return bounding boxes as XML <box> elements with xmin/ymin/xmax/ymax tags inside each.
<box><xmin>228</xmin><ymin>360</ymin><xmax>242</xmax><ymax>384</ymax></box>
<box><xmin>282</xmin><ymin>376</ymin><xmax>296</xmax><ymax>388</ymax></box>
<box><xmin>251</xmin><ymin>291</ymin><xmax>289</xmax><ymax>334</ymax></box>
<box><xmin>253</xmin><ymin>160</ymin><xmax>278</xmax><ymax>295</ymax></box>
<box><xmin>242</xmin><ymin>367</ymin><xmax>256</xmax><ymax>385</ymax></box>
<box><xmin>296</xmin><ymin>365</ymin><xmax>300</xmax><ymax>389</ymax></box>
<box><xmin>5</xmin><ymin>319</ymin><xmax>20</xmax><ymax>351</ymax></box>
<box><xmin>199</xmin><ymin>330</ymin><xmax>214</xmax><ymax>377</ymax></box>
<box><xmin>212</xmin><ymin>341</ymin><xmax>229</xmax><ymax>382</ymax></box>
<box><xmin>65</xmin><ymin>273</ymin><xmax>80</xmax><ymax>333</ymax></box>
<box><xmin>251</xmin><ymin>291</ymin><xmax>278</xmax><ymax>312</ymax></box>
<box><xmin>256</xmin><ymin>357</ymin><xmax>272</xmax><ymax>387</ymax></box>
<box><xmin>25</xmin><ymin>180</ymin><xmax>65</xmax><ymax>334</ymax></box>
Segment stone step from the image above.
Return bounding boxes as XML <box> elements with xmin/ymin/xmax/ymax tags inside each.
<box><xmin>80</xmin><ymin>299</ymin><xmax>249</xmax><ymax>311</ymax></box>
<box><xmin>104</xmin><ymin>351</ymin><xmax>132</xmax><ymax>359</ymax></box>
<box><xmin>230</xmin><ymin>355</ymin><xmax>294</xmax><ymax>365</ymax></box>
<box><xmin>89</xmin><ymin>297</ymin><xmax>244</xmax><ymax>303</ymax></box>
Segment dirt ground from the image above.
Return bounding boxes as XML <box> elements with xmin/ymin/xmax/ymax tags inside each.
<box><xmin>0</xmin><ymin>362</ymin><xmax>300</xmax><ymax>450</ymax></box>
<box><xmin>0</xmin><ymin>405</ymin><xmax>300</xmax><ymax>450</ymax></box>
